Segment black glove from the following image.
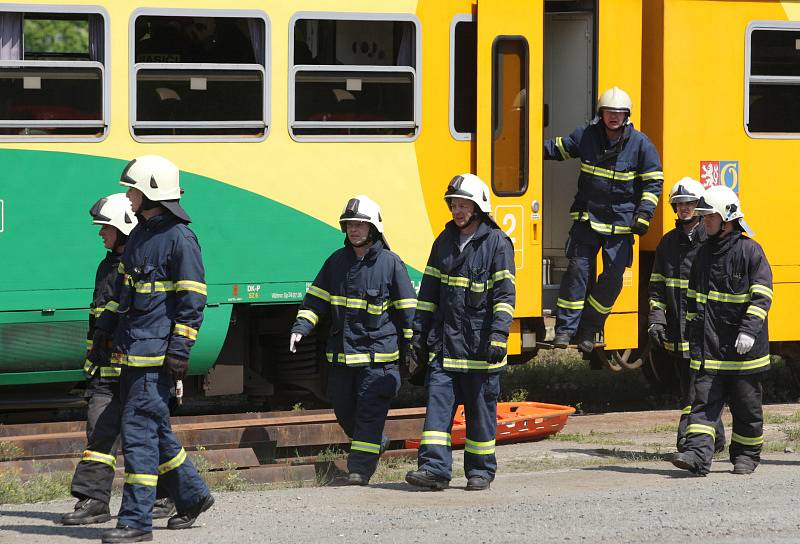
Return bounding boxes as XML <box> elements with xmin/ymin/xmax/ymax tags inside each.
<box><xmin>487</xmin><ymin>335</ymin><xmax>508</xmax><ymax>364</ymax></box>
<box><xmin>406</xmin><ymin>334</ymin><xmax>428</xmax><ymax>386</ymax></box>
<box><xmin>88</xmin><ymin>329</ymin><xmax>112</xmax><ymax>366</ymax></box>
<box><xmin>165</xmin><ymin>354</ymin><xmax>189</xmax><ymax>381</ymax></box>
<box><xmin>631</xmin><ymin>214</ymin><xmax>650</xmax><ymax>236</ymax></box>
<box><xmin>648</xmin><ymin>323</ymin><xmax>667</xmax><ymax>348</ymax></box>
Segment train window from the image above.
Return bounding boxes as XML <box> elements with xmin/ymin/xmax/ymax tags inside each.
<box><xmin>492</xmin><ymin>37</ymin><xmax>529</xmax><ymax>195</ymax></box>
<box><xmin>746</xmin><ymin>23</ymin><xmax>800</xmax><ymax>137</ymax></box>
<box><xmin>450</xmin><ymin>15</ymin><xmax>477</xmax><ymax>140</ymax></box>
<box><xmin>0</xmin><ymin>8</ymin><xmax>108</xmax><ymax>141</ymax></box>
<box><xmin>130</xmin><ymin>10</ymin><xmax>269</xmax><ymax>141</ymax></box>
<box><xmin>289</xmin><ymin>13</ymin><xmax>421</xmax><ymax>141</ymax></box>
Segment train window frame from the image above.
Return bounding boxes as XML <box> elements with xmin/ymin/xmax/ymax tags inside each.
<box><xmin>288</xmin><ymin>11</ymin><xmax>422</xmax><ymax>143</ymax></box>
<box><xmin>744</xmin><ymin>21</ymin><xmax>800</xmax><ymax>139</ymax></box>
<box><xmin>449</xmin><ymin>13</ymin><xmax>476</xmax><ymax>141</ymax></box>
<box><xmin>129</xmin><ymin>8</ymin><xmax>270</xmax><ymax>143</ymax></box>
<box><xmin>491</xmin><ymin>35</ymin><xmax>529</xmax><ymax>197</ymax></box>
<box><xmin>0</xmin><ymin>5</ymin><xmax>110</xmax><ymax>142</ymax></box>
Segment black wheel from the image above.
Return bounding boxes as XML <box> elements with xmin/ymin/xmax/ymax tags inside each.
<box><xmin>591</xmin><ymin>347</ymin><xmax>645</xmax><ymax>372</ymax></box>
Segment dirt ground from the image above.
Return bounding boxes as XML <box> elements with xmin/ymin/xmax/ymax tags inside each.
<box><xmin>3</xmin><ymin>404</ymin><xmax>800</xmax><ymax>543</ymax></box>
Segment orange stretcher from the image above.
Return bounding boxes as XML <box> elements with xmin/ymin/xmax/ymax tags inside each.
<box><xmin>404</xmin><ymin>401</ymin><xmax>576</xmax><ymax>449</ymax></box>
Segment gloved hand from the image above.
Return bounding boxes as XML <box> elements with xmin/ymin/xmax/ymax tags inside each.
<box><xmin>735</xmin><ymin>333</ymin><xmax>755</xmax><ymax>355</ymax></box>
<box><xmin>487</xmin><ymin>335</ymin><xmax>508</xmax><ymax>364</ymax></box>
<box><xmin>406</xmin><ymin>334</ymin><xmax>428</xmax><ymax>386</ymax></box>
<box><xmin>648</xmin><ymin>323</ymin><xmax>667</xmax><ymax>347</ymax></box>
<box><xmin>165</xmin><ymin>354</ymin><xmax>189</xmax><ymax>381</ymax></box>
<box><xmin>630</xmin><ymin>214</ymin><xmax>650</xmax><ymax>236</ymax></box>
<box><xmin>88</xmin><ymin>329</ymin><xmax>112</xmax><ymax>366</ymax></box>
<box><xmin>289</xmin><ymin>332</ymin><xmax>303</xmax><ymax>354</ymax></box>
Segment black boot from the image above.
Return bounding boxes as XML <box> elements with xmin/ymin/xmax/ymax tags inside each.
<box><xmin>405</xmin><ymin>469</ymin><xmax>449</xmax><ymax>490</ymax></box>
<box><xmin>346</xmin><ymin>473</ymin><xmax>369</xmax><ymax>486</ymax></box>
<box><xmin>575</xmin><ymin>331</ymin><xmax>596</xmax><ymax>354</ymax></box>
<box><xmin>670</xmin><ymin>452</ymin><xmax>705</xmax><ymax>476</ymax></box>
<box><xmin>732</xmin><ymin>457</ymin><xmax>756</xmax><ymax>475</ymax></box>
<box><xmin>552</xmin><ymin>333</ymin><xmax>571</xmax><ymax>349</ymax></box>
<box><xmin>167</xmin><ymin>494</ymin><xmax>215</xmax><ymax>530</ymax></box>
<box><xmin>61</xmin><ymin>498</ymin><xmax>111</xmax><ymax>525</ymax></box>
<box><xmin>152</xmin><ymin>497</ymin><xmax>176</xmax><ymax>520</ymax></box>
<box><xmin>465</xmin><ymin>475</ymin><xmax>492</xmax><ymax>491</ymax></box>
<box><xmin>101</xmin><ymin>526</ymin><xmax>153</xmax><ymax>543</ymax></box>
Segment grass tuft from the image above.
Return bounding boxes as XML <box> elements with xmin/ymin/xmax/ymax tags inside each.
<box><xmin>0</xmin><ymin>442</ymin><xmax>23</xmax><ymax>462</ymax></box>
<box><xmin>0</xmin><ymin>470</ymin><xmax>72</xmax><ymax>505</ymax></box>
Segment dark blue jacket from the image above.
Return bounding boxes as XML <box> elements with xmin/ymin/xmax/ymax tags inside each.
<box><xmin>648</xmin><ymin>221</ymin><xmax>707</xmax><ymax>358</ymax></box>
<box><xmin>291</xmin><ymin>240</ymin><xmax>417</xmax><ymax>367</ymax></box>
<box><xmin>84</xmin><ymin>251</ymin><xmax>122</xmax><ymax>380</ymax></box>
<box><xmin>96</xmin><ymin>213</ymin><xmax>206</xmax><ymax>367</ymax></box>
<box><xmin>544</xmin><ymin>122</ymin><xmax>663</xmax><ymax>234</ymax></box>
<box><xmin>414</xmin><ymin>220</ymin><xmax>516</xmax><ymax>373</ymax></box>
<box><xmin>686</xmin><ymin>232</ymin><xmax>773</xmax><ymax>374</ymax></box>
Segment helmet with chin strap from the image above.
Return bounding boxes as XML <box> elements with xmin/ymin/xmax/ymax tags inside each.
<box><xmin>669</xmin><ymin>177</ymin><xmax>705</xmax><ymax>213</ymax></box>
<box><xmin>444</xmin><ymin>173</ymin><xmax>491</xmax><ymax>213</ymax></box>
<box><xmin>695</xmin><ymin>185</ymin><xmax>754</xmax><ymax>237</ymax></box>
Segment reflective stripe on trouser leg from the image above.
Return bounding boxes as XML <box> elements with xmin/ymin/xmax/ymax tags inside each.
<box><xmin>727</xmin><ymin>374</ymin><xmax>764</xmax><ymax>466</ymax></box>
<box><xmin>682</xmin><ymin>372</ymin><xmax>727</xmax><ymax>474</ymax></box>
<box><xmin>555</xmin><ymin>222</ymin><xmax>599</xmax><ymax>336</ymax></box>
<box><xmin>461</xmin><ymin>372</ymin><xmax>500</xmax><ymax>480</ymax></box>
<box><xmin>580</xmin><ymin>233</ymin><xmax>632</xmax><ymax>334</ymax></box>
<box><xmin>118</xmin><ymin>368</ymin><xmax>209</xmax><ymax>531</ymax></box>
<box><xmin>348</xmin><ymin>364</ymin><xmax>401</xmax><ymax>479</ymax></box>
<box><xmin>417</xmin><ymin>362</ymin><xmax>460</xmax><ymax>480</ymax></box>
<box><xmin>70</xmin><ymin>387</ymin><xmax>121</xmax><ymax>504</ymax></box>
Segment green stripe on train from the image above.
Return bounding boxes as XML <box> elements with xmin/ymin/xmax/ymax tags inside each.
<box><xmin>0</xmin><ymin>149</ymin><xmax>396</xmax><ymax>384</ymax></box>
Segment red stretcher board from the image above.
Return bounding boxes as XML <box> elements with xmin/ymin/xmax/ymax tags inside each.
<box><xmin>404</xmin><ymin>401</ymin><xmax>576</xmax><ymax>449</ymax></box>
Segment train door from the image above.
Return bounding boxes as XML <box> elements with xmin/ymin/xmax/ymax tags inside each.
<box><xmin>475</xmin><ymin>0</ymin><xmax>543</xmax><ymax>342</ymax></box>
<box><xmin>542</xmin><ymin>10</ymin><xmax>594</xmax><ymax>313</ymax></box>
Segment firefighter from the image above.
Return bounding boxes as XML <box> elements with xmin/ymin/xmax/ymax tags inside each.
<box><xmin>671</xmin><ymin>185</ymin><xmax>772</xmax><ymax>476</ymax></box>
<box><xmin>62</xmin><ymin>195</ymin><xmax>176</xmax><ymax>527</ymax></box>
<box><xmin>90</xmin><ymin>156</ymin><xmax>213</xmax><ymax>543</ymax></box>
<box><xmin>648</xmin><ymin>178</ymin><xmax>725</xmax><ymax>453</ymax></box>
<box><xmin>289</xmin><ymin>196</ymin><xmax>416</xmax><ymax>485</ymax></box>
<box><xmin>544</xmin><ymin>87</ymin><xmax>663</xmax><ymax>352</ymax></box>
<box><xmin>404</xmin><ymin>174</ymin><xmax>515</xmax><ymax>491</ymax></box>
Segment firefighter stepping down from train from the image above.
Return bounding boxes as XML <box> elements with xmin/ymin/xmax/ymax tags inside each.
<box><xmin>89</xmin><ymin>156</ymin><xmax>213</xmax><ymax>543</ymax></box>
<box><xmin>671</xmin><ymin>186</ymin><xmax>773</xmax><ymax>477</ymax></box>
<box><xmin>544</xmin><ymin>87</ymin><xmax>663</xmax><ymax>352</ymax></box>
<box><xmin>62</xmin><ymin>194</ymin><xmax>175</xmax><ymax>525</ymax></box>
<box><xmin>647</xmin><ymin>178</ymin><xmax>725</xmax><ymax>453</ymax></box>
<box><xmin>405</xmin><ymin>174</ymin><xmax>516</xmax><ymax>492</ymax></box>
<box><xmin>289</xmin><ymin>196</ymin><xmax>416</xmax><ymax>486</ymax></box>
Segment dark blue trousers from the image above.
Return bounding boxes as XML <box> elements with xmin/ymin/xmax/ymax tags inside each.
<box><xmin>682</xmin><ymin>371</ymin><xmax>763</xmax><ymax>475</ymax></box>
<box><xmin>417</xmin><ymin>363</ymin><xmax>500</xmax><ymax>481</ymax></box>
<box><xmin>675</xmin><ymin>358</ymin><xmax>725</xmax><ymax>452</ymax></box>
<box><xmin>118</xmin><ymin>366</ymin><xmax>208</xmax><ymax>531</ymax></box>
<box><xmin>327</xmin><ymin>363</ymin><xmax>400</xmax><ymax>479</ymax></box>
<box><xmin>555</xmin><ymin>221</ymin><xmax>633</xmax><ymax>337</ymax></box>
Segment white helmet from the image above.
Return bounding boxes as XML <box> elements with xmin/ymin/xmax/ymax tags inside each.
<box><xmin>89</xmin><ymin>193</ymin><xmax>137</xmax><ymax>235</ymax></box>
<box><xmin>695</xmin><ymin>185</ymin><xmax>753</xmax><ymax>236</ymax></box>
<box><xmin>444</xmin><ymin>173</ymin><xmax>491</xmax><ymax>214</ymax></box>
<box><xmin>120</xmin><ymin>155</ymin><xmax>191</xmax><ymax>222</ymax></box>
<box><xmin>597</xmin><ymin>86</ymin><xmax>632</xmax><ymax>114</ymax></box>
<box><xmin>669</xmin><ymin>177</ymin><xmax>705</xmax><ymax>212</ymax></box>
<box><xmin>339</xmin><ymin>195</ymin><xmax>384</xmax><ymax>234</ymax></box>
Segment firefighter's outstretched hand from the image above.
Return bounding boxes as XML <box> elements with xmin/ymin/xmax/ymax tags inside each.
<box><xmin>735</xmin><ymin>333</ymin><xmax>755</xmax><ymax>355</ymax></box>
<box><xmin>88</xmin><ymin>329</ymin><xmax>112</xmax><ymax>366</ymax></box>
<box><xmin>165</xmin><ymin>355</ymin><xmax>189</xmax><ymax>381</ymax></box>
<box><xmin>289</xmin><ymin>333</ymin><xmax>303</xmax><ymax>354</ymax></box>
<box><xmin>487</xmin><ymin>335</ymin><xmax>507</xmax><ymax>364</ymax></box>
<box><xmin>630</xmin><ymin>214</ymin><xmax>650</xmax><ymax>236</ymax></box>
<box><xmin>648</xmin><ymin>323</ymin><xmax>667</xmax><ymax>347</ymax></box>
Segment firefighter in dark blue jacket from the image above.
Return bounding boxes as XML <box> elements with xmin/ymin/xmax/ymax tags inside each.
<box><xmin>544</xmin><ymin>87</ymin><xmax>663</xmax><ymax>352</ymax></box>
<box><xmin>290</xmin><ymin>195</ymin><xmax>417</xmax><ymax>485</ymax></box>
<box><xmin>61</xmin><ymin>194</ymin><xmax>135</xmax><ymax>526</ymax></box>
<box><xmin>671</xmin><ymin>186</ymin><xmax>772</xmax><ymax>476</ymax></box>
<box><xmin>648</xmin><ymin>178</ymin><xmax>725</xmax><ymax>453</ymax></box>
<box><xmin>405</xmin><ymin>174</ymin><xmax>515</xmax><ymax>492</ymax></box>
<box><xmin>90</xmin><ymin>155</ymin><xmax>212</xmax><ymax>544</ymax></box>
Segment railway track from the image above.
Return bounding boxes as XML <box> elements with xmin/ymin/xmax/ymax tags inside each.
<box><xmin>0</xmin><ymin>408</ymin><xmax>427</xmax><ymax>486</ymax></box>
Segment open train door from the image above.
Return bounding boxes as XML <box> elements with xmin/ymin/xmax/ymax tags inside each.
<box><xmin>476</xmin><ymin>0</ymin><xmax>543</xmax><ymax>356</ymax></box>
